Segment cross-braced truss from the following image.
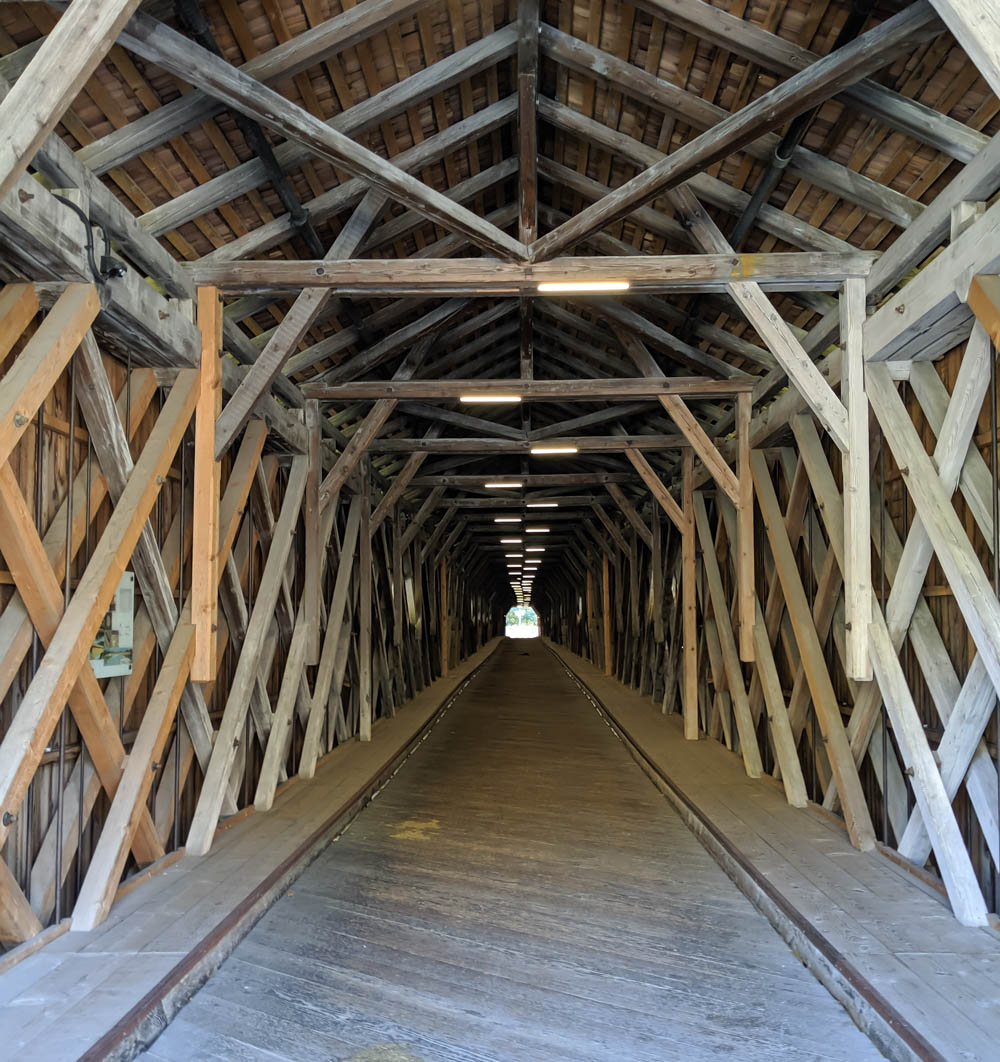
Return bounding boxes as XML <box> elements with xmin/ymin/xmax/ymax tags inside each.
<box><xmin>0</xmin><ymin>0</ymin><xmax>999</xmax><ymax>941</ymax></box>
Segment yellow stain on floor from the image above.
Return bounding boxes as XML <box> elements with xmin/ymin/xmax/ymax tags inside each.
<box><xmin>391</xmin><ymin>818</ymin><xmax>440</xmax><ymax>841</ymax></box>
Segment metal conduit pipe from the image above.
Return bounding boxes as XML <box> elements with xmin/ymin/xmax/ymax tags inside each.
<box><xmin>172</xmin><ymin>0</ymin><xmax>326</xmax><ymax>258</ymax></box>
<box><xmin>678</xmin><ymin>1</ymin><xmax>873</xmax><ymax>343</ymax></box>
<box><xmin>729</xmin><ymin>0</ymin><xmax>874</xmax><ymax>252</ymax></box>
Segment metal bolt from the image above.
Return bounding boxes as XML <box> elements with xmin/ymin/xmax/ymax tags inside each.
<box><xmin>2</xmin><ymin>811</ymin><xmax>16</xmax><ymax>826</ymax></box>
<box><xmin>12</xmin><ymin>412</ymin><xmax>26</xmax><ymax>427</ymax></box>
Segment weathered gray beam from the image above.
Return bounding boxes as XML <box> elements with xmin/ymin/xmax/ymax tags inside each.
<box><xmin>119</xmin><ymin>12</ymin><xmax>526</xmax><ymax>260</ymax></box>
<box><xmin>532</xmin><ymin>4</ymin><xmax>940</xmax><ymax>260</ymax></box>
<box><xmin>190</xmin><ymin>252</ymin><xmax>877</xmax><ymax>295</ymax></box>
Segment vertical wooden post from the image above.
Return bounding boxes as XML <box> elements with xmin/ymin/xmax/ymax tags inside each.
<box><xmin>651</xmin><ymin>503</ymin><xmax>664</xmax><ymax>643</ymax></box>
<box><xmin>736</xmin><ymin>391</ymin><xmax>754</xmax><ymax>661</ymax></box>
<box><xmin>192</xmin><ymin>286</ymin><xmax>221</xmax><ymax>682</ymax></box>
<box><xmin>392</xmin><ymin>505</ymin><xmax>404</xmax><ymax>648</ymax></box>
<box><xmin>841</xmin><ymin>276</ymin><xmax>872</xmax><ymax>681</ymax></box>
<box><xmin>682</xmin><ymin>448</ymin><xmax>698</xmax><ymax>740</ymax></box>
<box><xmin>602</xmin><ymin>551</ymin><xmax>612</xmax><ymax>675</ymax></box>
<box><xmin>359</xmin><ymin>457</ymin><xmax>372</xmax><ymax>741</ymax></box>
<box><xmin>303</xmin><ymin>400</ymin><xmax>322</xmax><ymax>666</ymax></box>
<box><xmin>440</xmin><ymin>556</ymin><xmax>449</xmax><ymax>677</ymax></box>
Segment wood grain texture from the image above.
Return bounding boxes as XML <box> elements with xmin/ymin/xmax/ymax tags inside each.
<box><xmin>145</xmin><ymin>640</ymin><xmax>879</xmax><ymax>1062</ymax></box>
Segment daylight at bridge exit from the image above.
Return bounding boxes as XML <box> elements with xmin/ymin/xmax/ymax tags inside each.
<box><xmin>0</xmin><ymin>0</ymin><xmax>999</xmax><ymax>1059</ymax></box>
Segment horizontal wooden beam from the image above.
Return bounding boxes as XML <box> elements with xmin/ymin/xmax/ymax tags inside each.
<box><xmin>440</xmin><ymin>495</ymin><xmax>600</xmax><ymax>508</ymax></box>
<box><xmin>189</xmin><ymin>252</ymin><xmax>876</xmax><ymax>294</ymax></box>
<box><xmin>410</xmin><ymin>473</ymin><xmax>638</xmax><ymax>487</ymax></box>
<box><xmin>367</xmin><ymin>435</ymin><xmax>686</xmax><ymax>452</ymax></box>
<box><xmin>303</xmin><ymin>378</ymin><xmax>753</xmax><ymax>401</ymax></box>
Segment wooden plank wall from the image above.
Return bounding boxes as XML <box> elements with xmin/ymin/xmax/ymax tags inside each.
<box><xmin>0</xmin><ymin>298</ymin><xmax>499</xmax><ymax>946</ymax></box>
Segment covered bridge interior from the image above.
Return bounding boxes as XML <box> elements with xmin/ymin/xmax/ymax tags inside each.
<box><xmin>0</xmin><ymin>0</ymin><xmax>999</xmax><ymax>1058</ymax></box>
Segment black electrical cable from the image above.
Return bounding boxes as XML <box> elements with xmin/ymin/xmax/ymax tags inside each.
<box><xmin>52</xmin><ymin>194</ymin><xmax>127</xmax><ymax>283</ymax></box>
<box><xmin>52</xmin><ymin>194</ymin><xmax>104</xmax><ymax>283</ymax></box>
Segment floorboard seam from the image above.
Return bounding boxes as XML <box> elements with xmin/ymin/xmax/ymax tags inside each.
<box><xmin>545</xmin><ymin>641</ymin><xmax>944</xmax><ymax>1062</ymax></box>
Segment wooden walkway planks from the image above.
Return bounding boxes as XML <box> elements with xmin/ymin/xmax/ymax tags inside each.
<box><xmin>144</xmin><ymin>639</ymin><xmax>879</xmax><ymax>1062</ymax></box>
<box><xmin>546</xmin><ymin>640</ymin><xmax>1000</xmax><ymax>1062</ymax></box>
<box><xmin>0</xmin><ymin>641</ymin><xmax>500</xmax><ymax>1062</ymax></box>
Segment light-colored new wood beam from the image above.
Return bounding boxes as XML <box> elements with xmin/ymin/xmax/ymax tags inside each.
<box><xmin>841</xmin><ymin>277</ymin><xmax>872</xmax><ymax>681</ymax></box>
<box><xmin>681</xmin><ymin>449</ymin><xmax>698</xmax><ymax>740</ymax></box>
<box><xmin>0</xmin><ymin>284</ymin><xmax>98</xmax><ymax>471</ymax></box>
<box><xmin>192</xmin><ymin>287</ymin><xmax>222</xmax><ymax>682</ymax></box>
<box><xmin>0</xmin><ymin>371</ymin><xmax>198</xmax><ymax>854</ymax></box>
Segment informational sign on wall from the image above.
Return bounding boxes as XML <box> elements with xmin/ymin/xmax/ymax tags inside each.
<box><xmin>90</xmin><ymin>571</ymin><xmax>134</xmax><ymax>678</ymax></box>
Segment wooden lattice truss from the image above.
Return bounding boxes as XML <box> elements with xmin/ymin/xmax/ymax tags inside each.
<box><xmin>0</xmin><ymin>0</ymin><xmax>999</xmax><ymax>942</ymax></box>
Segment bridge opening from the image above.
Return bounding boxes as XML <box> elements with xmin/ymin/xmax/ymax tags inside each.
<box><xmin>0</xmin><ymin>4</ymin><xmax>997</xmax><ymax>1061</ymax></box>
<box><xmin>505</xmin><ymin>605</ymin><xmax>539</xmax><ymax>638</ymax></box>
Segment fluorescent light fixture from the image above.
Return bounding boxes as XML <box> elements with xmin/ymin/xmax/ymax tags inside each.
<box><xmin>526</xmin><ymin>547</ymin><xmax>545</xmax><ymax>552</ymax></box>
<box><xmin>526</xmin><ymin>502</ymin><xmax>558</xmax><ymax>508</ymax></box>
<box><xmin>504</xmin><ymin>553</ymin><xmax>523</xmax><ymax>558</ymax></box>
<box><xmin>530</xmin><ymin>446</ymin><xmax>578</xmax><ymax>455</ymax></box>
<box><xmin>485</xmin><ymin>482</ymin><xmax>522</xmax><ymax>489</ymax></box>
<box><xmin>537</xmin><ymin>280</ymin><xmax>630</xmax><ymax>293</ymax></box>
<box><xmin>460</xmin><ymin>394</ymin><xmax>521</xmax><ymax>404</ymax></box>
<box><xmin>500</xmin><ymin>537</ymin><xmax>522</xmax><ymax>544</ymax></box>
<box><xmin>494</xmin><ymin>517</ymin><xmax>521</xmax><ymax>523</ymax></box>
<box><xmin>525</xmin><ymin>527</ymin><xmax>550</xmax><ymax>534</ymax></box>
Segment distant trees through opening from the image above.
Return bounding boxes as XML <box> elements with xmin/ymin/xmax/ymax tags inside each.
<box><xmin>505</xmin><ymin>606</ymin><xmax>539</xmax><ymax>639</ymax></box>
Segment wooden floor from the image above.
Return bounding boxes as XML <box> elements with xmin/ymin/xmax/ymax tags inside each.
<box><xmin>144</xmin><ymin>639</ymin><xmax>879</xmax><ymax>1062</ymax></box>
<box><xmin>547</xmin><ymin>640</ymin><xmax>1000</xmax><ymax>1062</ymax></box>
<box><xmin>0</xmin><ymin>641</ymin><xmax>500</xmax><ymax>1062</ymax></box>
